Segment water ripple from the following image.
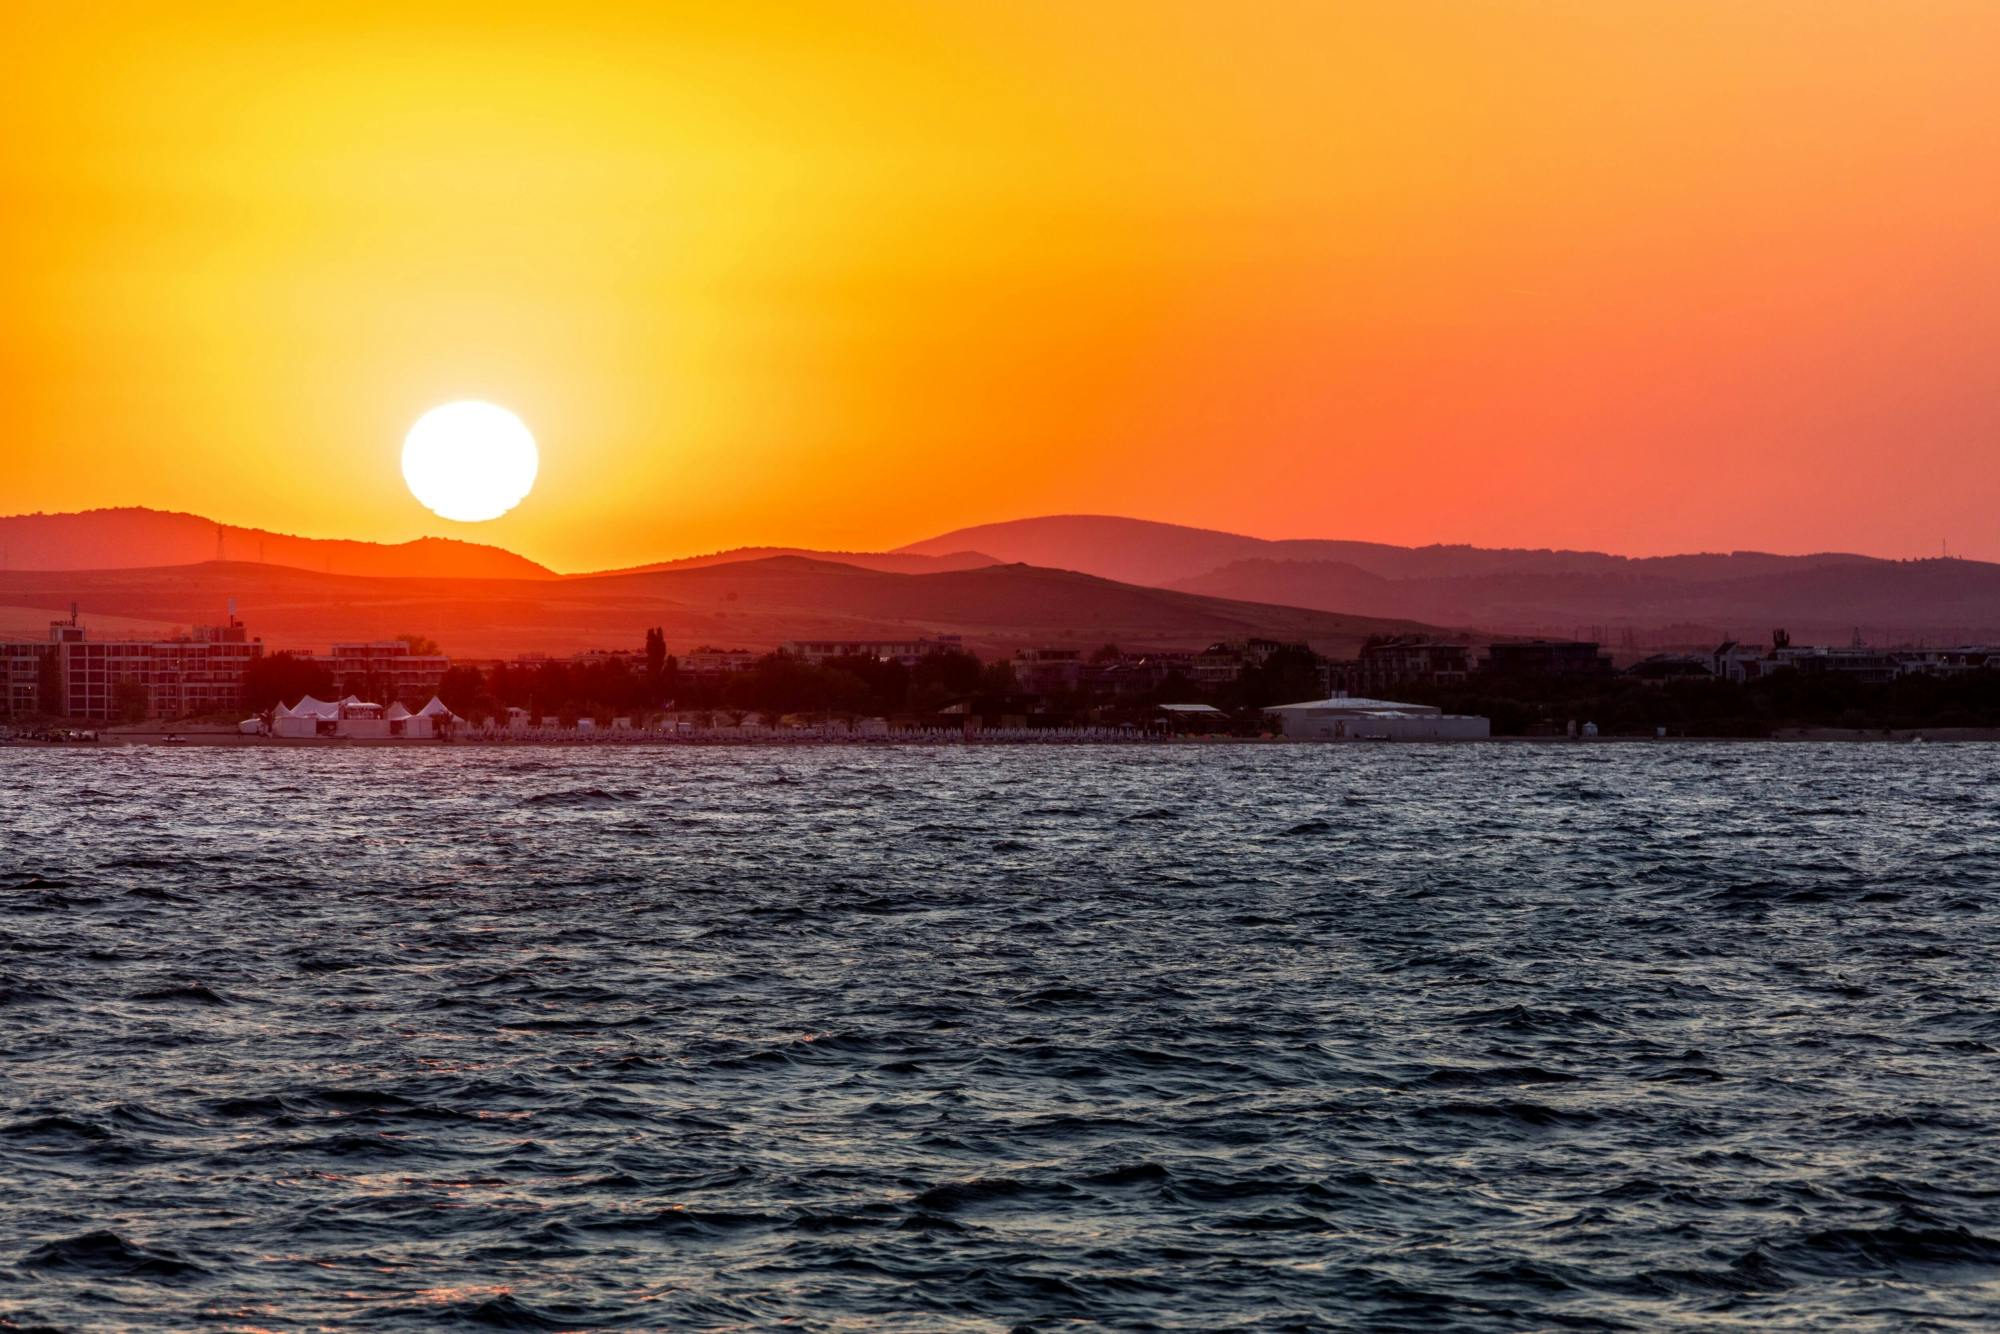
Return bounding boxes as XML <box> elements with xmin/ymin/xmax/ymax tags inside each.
<box><xmin>1</xmin><ymin>743</ymin><xmax>1998</xmax><ymax>1329</ymax></box>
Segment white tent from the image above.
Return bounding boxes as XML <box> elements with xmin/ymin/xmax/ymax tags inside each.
<box><xmin>415</xmin><ymin>696</ymin><xmax>461</xmax><ymax>721</ymax></box>
<box><xmin>271</xmin><ymin>701</ymin><xmax>295</xmax><ymax>719</ymax></box>
<box><xmin>383</xmin><ymin>701</ymin><xmax>430</xmax><ymax>737</ymax></box>
<box><xmin>289</xmin><ymin>694</ymin><xmax>340</xmax><ymax>720</ymax></box>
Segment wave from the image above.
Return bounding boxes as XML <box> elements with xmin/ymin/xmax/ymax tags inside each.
<box><xmin>21</xmin><ymin>1231</ymin><xmax>206</xmax><ymax>1280</ymax></box>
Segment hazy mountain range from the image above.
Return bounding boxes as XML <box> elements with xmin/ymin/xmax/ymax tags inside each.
<box><xmin>5</xmin><ymin>508</ymin><xmax>1997</xmax><ymax>651</ymax></box>
<box><xmin>898</xmin><ymin>516</ymin><xmax>1997</xmax><ymax>646</ymax></box>
<box><xmin>0</xmin><ymin>508</ymin><xmax>556</xmax><ymax>581</ymax></box>
<box><xmin>0</xmin><ymin>557</ymin><xmax>1437</xmax><ymax>660</ymax></box>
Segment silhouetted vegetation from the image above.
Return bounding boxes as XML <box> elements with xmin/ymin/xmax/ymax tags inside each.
<box><xmin>435</xmin><ymin>647</ymin><xmax>1000</xmax><ymax>724</ymax></box>
<box><xmin>112</xmin><ymin>679</ymin><xmax>149</xmax><ymax>723</ymax></box>
<box><xmin>241</xmin><ymin>652</ymin><xmax>334</xmax><ymax>711</ymax></box>
<box><xmin>411</xmin><ymin>633</ymin><xmax>2000</xmax><ymax>736</ymax></box>
<box><xmin>1409</xmin><ymin>670</ymin><xmax>2000</xmax><ymax>737</ymax></box>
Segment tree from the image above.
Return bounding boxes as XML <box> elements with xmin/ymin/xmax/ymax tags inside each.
<box><xmin>112</xmin><ymin>678</ymin><xmax>150</xmax><ymax>723</ymax></box>
<box><xmin>36</xmin><ymin>651</ymin><xmax>62</xmax><ymax>716</ymax></box>
<box><xmin>1235</xmin><ymin>646</ymin><xmax>1322</xmax><ymax>710</ymax></box>
<box><xmin>242</xmin><ymin>652</ymin><xmax>334</xmax><ymax>711</ymax></box>
<box><xmin>645</xmin><ymin>627</ymin><xmax>667</xmax><ymax>679</ymax></box>
<box><xmin>1090</xmin><ymin>643</ymin><xmax>1124</xmax><ymax>663</ymax></box>
<box><xmin>398</xmin><ymin>633</ymin><xmax>443</xmax><ymax>657</ymax></box>
<box><xmin>912</xmin><ymin>650</ymin><xmax>982</xmax><ymax>696</ymax></box>
<box><xmin>437</xmin><ymin>665</ymin><xmax>488</xmax><ymax>717</ymax></box>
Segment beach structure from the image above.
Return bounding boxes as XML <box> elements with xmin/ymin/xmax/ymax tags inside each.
<box><xmin>1157</xmin><ymin>702</ymin><xmax>1229</xmax><ymax>734</ymax></box>
<box><xmin>268</xmin><ymin>693</ymin><xmax>457</xmax><ymax>739</ymax></box>
<box><xmin>272</xmin><ymin>694</ymin><xmax>338</xmax><ymax>737</ymax></box>
<box><xmin>1264</xmin><ymin>696</ymin><xmax>1489</xmax><ymax>741</ymax></box>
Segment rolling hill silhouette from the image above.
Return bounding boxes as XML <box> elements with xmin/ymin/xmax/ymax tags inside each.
<box><xmin>0</xmin><ymin>557</ymin><xmax>1446</xmax><ymax>659</ymax></box>
<box><xmin>898</xmin><ymin>515</ymin><xmax>1987</xmax><ymax>643</ymax></box>
<box><xmin>593</xmin><ymin>547</ymin><xmax>998</xmax><ymax>577</ymax></box>
<box><xmin>0</xmin><ymin>508</ymin><xmax>555</xmax><ymax>580</ymax></box>
<box><xmin>10</xmin><ymin>507</ymin><xmax>1996</xmax><ymax>648</ymax></box>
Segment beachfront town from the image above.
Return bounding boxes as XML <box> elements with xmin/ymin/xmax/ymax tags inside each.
<box><xmin>6</xmin><ymin>603</ymin><xmax>2000</xmax><ymax>742</ymax></box>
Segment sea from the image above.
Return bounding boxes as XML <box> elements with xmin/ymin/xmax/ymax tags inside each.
<box><xmin>2</xmin><ymin>743</ymin><xmax>1999</xmax><ymax>1331</ymax></box>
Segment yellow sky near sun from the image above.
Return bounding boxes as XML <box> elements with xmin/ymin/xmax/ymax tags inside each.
<box><xmin>4</xmin><ymin>2</ymin><xmax>1999</xmax><ymax>569</ymax></box>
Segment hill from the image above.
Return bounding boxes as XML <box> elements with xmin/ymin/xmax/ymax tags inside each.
<box><xmin>0</xmin><ymin>557</ymin><xmax>1449</xmax><ymax>659</ymax></box>
<box><xmin>0</xmin><ymin>508</ymin><xmax>556</xmax><ymax>580</ymax></box>
<box><xmin>899</xmin><ymin>515</ymin><xmax>1982</xmax><ymax>644</ymax></box>
<box><xmin>1169</xmin><ymin>557</ymin><xmax>2000</xmax><ymax>644</ymax></box>
<box><xmin>591</xmin><ymin>547</ymin><xmax>999</xmax><ymax>577</ymax></box>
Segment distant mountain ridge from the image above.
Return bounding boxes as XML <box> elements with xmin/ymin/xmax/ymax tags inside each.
<box><xmin>10</xmin><ymin>507</ymin><xmax>1994</xmax><ymax>647</ymax></box>
<box><xmin>895</xmin><ymin>514</ymin><xmax>1882</xmax><ymax>585</ymax></box>
<box><xmin>595</xmin><ymin>547</ymin><xmax>999</xmax><ymax>577</ymax></box>
<box><xmin>896</xmin><ymin>515</ymin><xmax>1991</xmax><ymax>644</ymax></box>
<box><xmin>0</xmin><ymin>508</ymin><xmax>998</xmax><ymax>583</ymax></box>
<box><xmin>0</xmin><ymin>508</ymin><xmax>555</xmax><ymax>581</ymax></box>
<box><xmin>0</xmin><ymin>556</ymin><xmax>1445</xmax><ymax>659</ymax></box>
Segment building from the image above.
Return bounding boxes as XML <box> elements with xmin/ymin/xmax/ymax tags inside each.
<box><xmin>0</xmin><ymin>606</ymin><xmax>471</xmax><ymax>723</ymax></box>
<box><xmin>1083</xmin><ymin>652</ymin><xmax>1193</xmax><ymax>698</ymax></box>
<box><xmin>1357</xmin><ymin>637</ymin><xmax>1472</xmax><ymax>693</ymax></box>
<box><xmin>1481</xmin><ymin>640</ymin><xmax>1613</xmax><ymax>677</ymax></box>
<box><xmin>1157</xmin><ymin>702</ymin><xmax>1229</xmax><ymax>734</ymax></box>
<box><xmin>312</xmin><ymin>641</ymin><xmax>449</xmax><ymax>707</ymax></box>
<box><xmin>1625</xmin><ymin>653</ymin><xmax>1715</xmax><ymax>685</ymax></box>
<box><xmin>781</xmin><ymin>636</ymin><xmax>963</xmax><ymax>665</ymax></box>
<box><xmin>1191</xmin><ymin>643</ymin><xmax>1247</xmax><ymax>685</ymax></box>
<box><xmin>1263</xmin><ymin>695</ymin><xmax>1490</xmax><ymax>741</ymax></box>
<box><xmin>1768</xmin><ymin>644</ymin><xmax>1900</xmax><ymax>685</ymax></box>
<box><xmin>1191</xmin><ymin>638</ymin><xmax>1312</xmax><ymax>687</ymax></box>
<box><xmin>0</xmin><ymin>639</ymin><xmax>59</xmax><ymax>719</ymax></box>
<box><xmin>1</xmin><ymin>609</ymin><xmax>265</xmax><ymax>721</ymax></box>
<box><xmin>1012</xmin><ymin>648</ymin><xmax>1083</xmax><ymax>696</ymax></box>
<box><xmin>1710</xmin><ymin>640</ymin><xmax>1770</xmax><ymax>683</ymax></box>
<box><xmin>680</xmin><ymin>647</ymin><xmax>760</xmax><ymax>675</ymax></box>
<box><xmin>1894</xmin><ymin>647</ymin><xmax>2000</xmax><ymax>677</ymax></box>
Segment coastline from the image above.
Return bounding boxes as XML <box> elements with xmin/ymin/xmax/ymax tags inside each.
<box><xmin>8</xmin><ymin>728</ymin><xmax>1995</xmax><ymax>748</ymax></box>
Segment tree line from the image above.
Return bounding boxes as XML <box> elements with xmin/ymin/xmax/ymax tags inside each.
<box><xmin>238</xmin><ymin>633</ymin><xmax>2000</xmax><ymax>735</ymax></box>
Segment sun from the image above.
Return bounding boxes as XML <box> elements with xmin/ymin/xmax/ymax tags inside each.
<box><xmin>402</xmin><ymin>401</ymin><xmax>538</xmax><ymax>522</ymax></box>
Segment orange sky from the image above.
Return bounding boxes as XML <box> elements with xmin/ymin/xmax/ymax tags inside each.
<box><xmin>4</xmin><ymin>2</ymin><xmax>1998</xmax><ymax>571</ymax></box>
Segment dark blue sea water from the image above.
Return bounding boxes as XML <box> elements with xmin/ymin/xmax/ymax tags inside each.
<box><xmin>3</xmin><ymin>743</ymin><xmax>1999</xmax><ymax>1330</ymax></box>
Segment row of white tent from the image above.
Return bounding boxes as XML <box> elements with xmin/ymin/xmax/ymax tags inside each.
<box><xmin>242</xmin><ymin>694</ymin><xmax>464</xmax><ymax>738</ymax></box>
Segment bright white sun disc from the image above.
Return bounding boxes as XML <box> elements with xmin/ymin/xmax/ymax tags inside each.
<box><xmin>402</xmin><ymin>401</ymin><xmax>538</xmax><ymax>522</ymax></box>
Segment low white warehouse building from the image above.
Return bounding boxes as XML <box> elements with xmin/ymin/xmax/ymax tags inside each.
<box><xmin>1265</xmin><ymin>696</ymin><xmax>1489</xmax><ymax>741</ymax></box>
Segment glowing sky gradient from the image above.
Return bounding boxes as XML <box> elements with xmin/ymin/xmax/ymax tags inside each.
<box><xmin>4</xmin><ymin>2</ymin><xmax>1998</xmax><ymax>570</ymax></box>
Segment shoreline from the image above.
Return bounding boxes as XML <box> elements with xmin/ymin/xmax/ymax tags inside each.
<box><xmin>6</xmin><ymin>728</ymin><xmax>1993</xmax><ymax>748</ymax></box>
